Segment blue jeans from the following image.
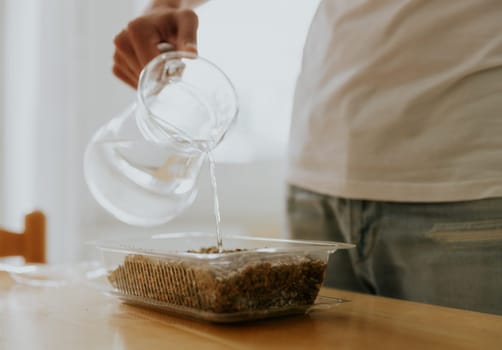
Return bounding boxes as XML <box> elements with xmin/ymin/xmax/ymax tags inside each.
<box><xmin>287</xmin><ymin>185</ymin><xmax>502</xmax><ymax>315</ymax></box>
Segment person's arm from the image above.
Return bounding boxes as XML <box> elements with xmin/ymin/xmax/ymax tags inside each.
<box><xmin>113</xmin><ymin>0</ymin><xmax>208</xmax><ymax>88</ymax></box>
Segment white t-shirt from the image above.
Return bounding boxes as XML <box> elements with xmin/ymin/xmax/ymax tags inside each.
<box><xmin>288</xmin><ymin>0</ymin><xmax>502</xmax><ymax>202</ymax></box>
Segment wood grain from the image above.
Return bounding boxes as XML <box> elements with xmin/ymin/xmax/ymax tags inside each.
<box><xmin>0</xmin><ymin>271</ymin><xmax>500</xmax><ymax>350</ymax></box>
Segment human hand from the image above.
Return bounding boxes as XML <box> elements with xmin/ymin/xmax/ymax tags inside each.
<box><xmin>113</xmin><ymin>7</ymin><xmax>198</xmax><ymax>88</ymax></box>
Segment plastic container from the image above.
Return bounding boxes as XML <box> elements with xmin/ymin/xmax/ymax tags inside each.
<box><xmin>84</xmin><ymin>51</ymin><xmax>238</xmax><ymax>227</ymax></box>
<box><xmin>95</xmin><ymin>232</ymin><xmax>355</xmax><ymax>323</ymax></box>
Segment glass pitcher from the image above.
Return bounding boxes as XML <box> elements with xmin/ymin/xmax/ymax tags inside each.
<box><xmin>83</xmin><ymin>50</ymin><xmax>238</xmax><ymax>227</ymax></box>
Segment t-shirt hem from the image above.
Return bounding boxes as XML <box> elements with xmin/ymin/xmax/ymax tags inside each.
<box><xmin>287</xmin><ymin>171</ymin><xmax>502</xmax><ymax>203</ymax></box>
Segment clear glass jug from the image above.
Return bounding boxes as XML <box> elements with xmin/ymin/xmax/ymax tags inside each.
<box><xmin>84</xmin><ymin>51</ymin><xmax>238</xmax><ymax>226</ymax></box>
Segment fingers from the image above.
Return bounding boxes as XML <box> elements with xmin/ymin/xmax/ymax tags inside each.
<box><xmin>113</xmin><ymin>31</ymin><xmax>142</xmax><ymax>74</ymax></box>
<box><xmin>113</xmin><ymin>65</ymin><xmax>137</xmax><ymax>89</ymax></box>
<box><xmin>127</xmin><ymin>16</ymin><xmax>164</xmax><ymax>67</ymax></box>
<box><xmin>175</xmin><ymin>10</ymin><xmax>198</xmax><ymax>53</ymax></box>
<box><xmin>112</xmin><ymin>8</ymin><xmax>199</xmax><ymax>88</ymax></box>
<box><xmin>113</xmin><ymin>51</ymin><xmax>138</xmax><ymax>88</ymax></box>
<box><xmin>113</xmin><ymin>30</ymin><xmax>142</xmax><ymax>87</ymax></box>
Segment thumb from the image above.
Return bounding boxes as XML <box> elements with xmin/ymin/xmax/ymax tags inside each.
<box><xmin>175</xmin><ymin>10</ymin><xmax>198</xmax><ymax>53</ymax></box>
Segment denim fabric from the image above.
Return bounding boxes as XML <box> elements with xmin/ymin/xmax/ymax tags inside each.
<box><xmin>287</xmin><ymin>185</ymin><xmax>502</xmax><ymax>315</ymax></box>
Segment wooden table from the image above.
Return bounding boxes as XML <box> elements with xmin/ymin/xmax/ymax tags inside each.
<box><xmin>0</xmin><ymin>271</ymin><xmax>500</xmax><ymax>350</ymax></box>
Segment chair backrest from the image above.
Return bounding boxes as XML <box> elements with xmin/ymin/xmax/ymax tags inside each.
<box><xmin>0</xmin><ymin>211</ymin><xmax>46</xmax><ymax>263</ymax></box>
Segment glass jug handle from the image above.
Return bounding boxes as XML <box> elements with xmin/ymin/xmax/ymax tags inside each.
<box><xmin>144</xmin><ymin>42</ymin><xmax>186</xmax><ymax>96</ymax></box>
<box><xmin>157</xmin><ymin>42</ymin><xmax>174</xmax><ymax>53</ymax></box>
<box><xmin>157</xmin><ymin>42</ymin><xmax>186</xmax><ymax>77</ymax></box>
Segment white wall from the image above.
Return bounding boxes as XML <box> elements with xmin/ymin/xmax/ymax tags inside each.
<box><xmin>0</xmin><ymin>0</ymin><xmax>137</xmax><ymax>262</ymax></box>
<box><xmin>0</xmin><ymin>0</ymin><xmax>4</xmax><ymax>224</ymax></box>
<box><xmin>0</xmin><ymin>0</ymin><xmax>319</xmax><ymax>262</ymax></box>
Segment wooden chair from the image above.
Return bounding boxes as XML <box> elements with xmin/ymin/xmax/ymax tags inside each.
<box><xmin>0</xmin><ymin>211</ymin><xmax>46</xmax><ymax>263</ymax></box>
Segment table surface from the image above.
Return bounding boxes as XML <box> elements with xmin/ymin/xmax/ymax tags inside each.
<box><xmin>0</xmin><ymin>271</ymin><xmax>501</xmax><ymax>350</ymax></box>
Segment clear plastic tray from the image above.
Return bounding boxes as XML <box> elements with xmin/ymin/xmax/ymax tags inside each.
<box><xmin>95</xmin><ymin>232</ymin><xmax>355</xmax><ymax>323</ymax></box>
<box><xmin>111</xmin><ymin>291</ymin><xmax>349</xmax><ymax>323</ymax></box>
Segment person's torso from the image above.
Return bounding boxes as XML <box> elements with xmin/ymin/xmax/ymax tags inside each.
<box><xmin>288</xmin><ymin>0</ymin><xmax>502</xmax><ymax>201</ymax></box>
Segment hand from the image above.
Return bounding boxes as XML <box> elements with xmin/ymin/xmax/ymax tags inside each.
<box><xmin>113</xmin><ymin>7</ymin><xmax>198</xmax><ymax>88</ymax></box>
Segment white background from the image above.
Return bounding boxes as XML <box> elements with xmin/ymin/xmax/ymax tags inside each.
<box><xmin>0</xmin><ymin>0</ymin><xmax>319</xmax><ymax>262</ymax></box>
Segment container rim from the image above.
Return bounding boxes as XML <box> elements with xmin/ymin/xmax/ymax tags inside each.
<box><xmin>92</xmin><ymin>232</ymin><xmax>356</xmax><ymax>260</ymax></box>
<box><xmin>136</xmin><ymin>51</ymin><xmax>239</xmax><ymax>148</ymax></box>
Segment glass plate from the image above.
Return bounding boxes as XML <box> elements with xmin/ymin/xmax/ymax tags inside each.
<box><xmin>4</xmin><ymin>261</ymin><xmax>106</xmax><ymax>287</ymax></box>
